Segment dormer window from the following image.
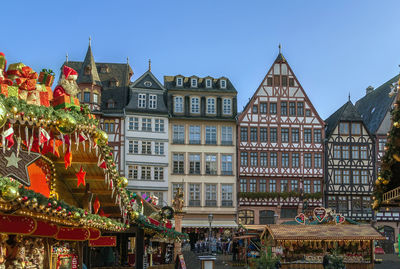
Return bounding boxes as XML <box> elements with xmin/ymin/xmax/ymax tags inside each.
<box><xmin>176</xmin><ymin>77</ymin><xmax>183</xmax><ymax>87</ymax></box>
<box><xmin>109</xmin><ymin>78</ymin><xmax>119</xmax><ymax>87</ymax></box>
<box><xmin>220</xmin><ymin>79</ymin><xmax>227</xmax><ymax>89</ymax></box>
<box><xmin>85</xmin><ymin>66</ymin><xmax>91</xmax><ymax>75</ymax></box>
<box><xmin>107</xmin><ymin>100</ymin><xmax>115</xmax><ymax>108</ymax></box>
<box><xmin>191</xmin><ymin>78</ymin><xmax>197</xmax><ymax>88</ymax></box>
<box><xmin>206</xmin><ymin>79</ymin><xmax>212</xmax><ymax>88</ymax></box>
<box><xmin>100</xmin><ymin>65</ymin><xmax>109</xmax><ymax>73</ymax></box>
<box><xmin>138</xmin><ymin>93</ymin><xmax>146</xmax><ymax>108</ymax></box>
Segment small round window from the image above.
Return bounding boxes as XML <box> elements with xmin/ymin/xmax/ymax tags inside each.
<box><xmin>144</xmin><ymin>81</ymin><xmax>152</xmax><ymax>87</ymax></box>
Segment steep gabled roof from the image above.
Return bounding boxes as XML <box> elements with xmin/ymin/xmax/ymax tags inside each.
<box><xmin>164</xmin><ymin>76</ymin><xmax>237</xmax><ymax>93</ymax></box>
<box><xmin>355</xmin><ymin>74</ymin><xmax>398</xmax><ymax>134</ymax></box>
<box><xmin>325</xmin><ymin>100</ymin><xmax>363</xmax><ymax>138</ymax></box>
<box><xmin>77</xmin><ymin>44</ymin><xmax>102</xmax><ymax>86</ymax></box>
<box><xmin>130</xmin><ymin>70</ymin><xmax>165</xmax><ymax>92</ymax></box>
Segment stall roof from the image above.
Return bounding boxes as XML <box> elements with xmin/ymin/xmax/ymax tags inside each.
<box><xmin>263</xmin><ymin>225</ymin><xmax>385</xmax><ymax>240</ymax></box>
<box><xmin>172</xmin><ymin>219</ymin><xmax>237</xmax><ymax>228</ymax></box>
<box><xmin>243</xmin><ymin>225</ymin><xmax>267</xmax><ymax>231</ymax></box>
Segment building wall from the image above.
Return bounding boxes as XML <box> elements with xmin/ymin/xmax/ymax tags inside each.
<box><xmin>124</xmin><ymin>114</ymin><xmax>169</xmax><ymax>206</ymax></box>
<box><xmin>325</xmin><ymin>122</ymin><xmax>374</xmax><ymax>221</ymax></box>
<box><xmin>168</xmin><ymin>119</ymin><xmax>237</xmax><ymax>219</ymax></box>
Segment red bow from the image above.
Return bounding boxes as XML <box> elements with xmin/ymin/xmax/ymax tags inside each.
<box><xmin>0</xmin><ymin>77</ymin><xmax>12</xmax><ymax>86</ymax></box>
<box><xmin>15</xmin><ymin>66</ymin><xmax>38</xmax><ymax>91</ymax></box>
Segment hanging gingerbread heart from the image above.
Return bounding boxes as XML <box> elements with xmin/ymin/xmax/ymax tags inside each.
<box><xmin>313</xmin><ymin>207</ymin><xmax>327</xmax><ymax>222</ymax></box>
<box><xmin>336</xmin><ymin>214</ymin><xmax>345</xmax><ymax>224</ymax></box>
<box><xmin>295</xmin><ymin>213</ymin><xmax>306</xmax><ymax>225</ymax></box>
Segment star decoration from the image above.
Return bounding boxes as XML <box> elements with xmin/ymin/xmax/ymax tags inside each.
<box><xmin>0</xmin><ymin>145</ymin><xmax>40</xmax><ymax>186</ymax></box>
<box><xmin>5</xmin><ymin>152</ymin><xmax>21</xmax><ymax>168</ymax></box>
<box><xmin>76</xmin><ymin>166</ymin><xmax>86</xmax><ymax>187</ymax></box>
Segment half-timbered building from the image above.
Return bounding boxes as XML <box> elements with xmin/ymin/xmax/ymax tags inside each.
<box><xmin>237</xmin><ymin>51</ymin><xmax>324</xmax><ymax>225</ymax></box>
<box><xmin>60</xmin><ymin>42</ymin><xmax>133</xmax><ymax>174</ymax></box>
<box><xmin>324</xmin><ymin>100</ymin><xmax>374</xmax><ymax>221</ymax></box>
<box><xmin>124</xmin><ymin>66</ymin><xmax>169</xmax><ymax>207</ymax></box>
<box><xmin>355</xmin><ymin>77</ymin><xmax>399</xmax><ymax>251</ymax></box>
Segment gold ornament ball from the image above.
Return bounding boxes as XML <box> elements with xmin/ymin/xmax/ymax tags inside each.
<box><xmin>97</xmin><ymin>129</ymin><xmax>108</xmax><ymax>144</ymax></box>
<box><xmin>118</xmin><ymin>177</ymin><xmax>128</xmax><ymax>188</ymax></box>
<box><xmin>383</xmin><ymin>180</ymin><xmax>390</xmax><ymax>185</ymax></box>
<box><xmin>131</xmin><ymin>211</ymin><xmax>139</xmax><ymax>221</ymax></box>
<box><xmin>1</xmin><ymin>185</ymin><xmax>20</xmax><ymax>202</ymax></box>
<box><xmin>73</xmin><ymin>212</ymin><xmax>81</xmax><ymax>220</ymax></box>
<box><xmin>0</xmin><ymin>101</ymin><xmax>7</xmax><ymax>129</ymax></box>
<box><xmin>56</xmin><ymin>114</ymin><xmax>77</xmax><ymax>134</ymax></box>
<box><xmin>10</xmin><ymin>106</ymin><xmax>18</xmax><ymax>115</ymax></box>
<box><xmin>375</xmin><ymin>179</ymin><xmax>380</xmax><ymax>185</ymax></box>
<box><xmin>394</xmin><ymin>122</ymin><xmax>400</xmax><ymax>128</ymax></box>
<box><xmin>394</xmin><ymin>154</ymin><xmax>400</xmax><ymax>162</ymax></box>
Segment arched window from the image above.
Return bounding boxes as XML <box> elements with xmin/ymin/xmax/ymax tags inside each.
<box><xmin>259</xmin><ymin>210</ymin><xmax>275</xmax><ymax>224</ymax></box>
<box><xmin>238</xmin><ymin>210</ymin><xmax>254</xmax><ymax>225</ymax></box>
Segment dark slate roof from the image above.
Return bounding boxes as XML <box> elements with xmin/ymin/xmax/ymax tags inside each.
<box><xmin>355</xmin><ymin>74</ymin><xmax>398</xmax><ymax>134</ymax></box>
<box><xmin>100</xmin><ymin>86</ymin><xmax>129</xmax><ymax>114</ymax></box>
<box><xmin>325</xmin><ymin>101</ymin><xmax>363</xmax><ymax>138</ymax></box>
<box><xmin>77</xmin><ymin>45</ymin><xmax>102</xmax><ymax>86</ymax></box>
<box><xmin>125</xmin><ymin>70</ymin><xmax>168</xmax><ymax>115</ymax></box>
<box><xmin>275</xmin><ymin>53</ymin><xmax>286</xmax><ymax>63</ymax></box>
<box><xmin>164</xmin><ymin>76</ymin><xmax>237</xmax><ymax>93</ymax></box>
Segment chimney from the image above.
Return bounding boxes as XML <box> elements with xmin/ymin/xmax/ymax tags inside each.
<box><xmin>366</xmin><ymin>86</ymin><xmax>374</xmax><ymax>95</ymax></box>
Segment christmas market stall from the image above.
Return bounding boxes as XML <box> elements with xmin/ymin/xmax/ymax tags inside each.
<box><xmin>0</xmin><ymin>52</ymin><xmax>186</xmax><ymax>268</ymax></box>
<box><xmin>261</xmin><ymin>222</ymin><xmax>385</xmax><ymax>269</ymax></box>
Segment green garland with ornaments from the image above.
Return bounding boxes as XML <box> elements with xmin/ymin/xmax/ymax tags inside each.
<box><xmin>373</xmin><ymin>100</ymin><xmax>400</xmax><ymax>210</ymax></box>
<box><xmin>0</xmin><ymin>176</ymin><xmax>126</xmax><ymax>231</ymax></box>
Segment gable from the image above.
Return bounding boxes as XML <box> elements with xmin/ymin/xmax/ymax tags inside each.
<box><xmin>132</xmin><ymin>73</ymin><xmax>164</xmax><ymax>91</ymax></box>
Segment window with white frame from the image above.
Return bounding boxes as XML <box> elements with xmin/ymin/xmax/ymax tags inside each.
<box><xmin>223</xmin><ymin>98</ymin><xmax>232</xmax><ymax>115</ymax></box>
<box><xmin>174</xmin><ymin>96</ymin><xmax>183</xmax><ymax>113</ymax></box>
<box><xmin>221</xmin><ymin>184</ymin><xmax>233</xmax><ymax>207</ymax></box>
<box><xmin>155</xmin><ymin>142</ymin><xmax>164</xmax><ymax>155</ymax></box>
<box><xmin>205</xmin><ymin>184</ymin><xmax>217</xmax><ymax>206</ymax></box>
<box><xmin>173</xmin><ymin>153</ymin><xmax>184</xmax><ymax>174</ymax></box>
<box><xmin>304</xmin><ymin>180</ymin><xmax>311</xmax><ymax>193</ymax></box>
<box><xmin>189</xmin><ymin>184</ymin><xmax>201</xmax><ymax>206</ymax></box>
<box><xmin>173</xmin><ymin>125</ymin><xmax>185</xmax><ymax>144</ymax></box>
<box><xmin>128</xmin><ymin>140</ymin><xmax>138</xmax><ymax>154</ymax></box>
<box><xmin>138</xmin><ymin>93</ymin><xmax>146</xmax><ymax>108</ymax></box>
<box><xmin>314</xmin><ymin>181</ymin><xmax>321</xmax><ymax>193</ymax></box>
<box><xmin>155</xmin><ymin>119</ymin><xmax>165</xmax><ymax>132</ymax></box>
<box><xmin>205</xmin><ymin>154</ymin><xmax>217</xmax><ymax>175</ymax></box>
<box><xmin>149</xmin><ymin>94</ymin><xmax>157</xmax><ymax>109</ymax></box>
<box><xmin>221</xmin><ymin>126</ymin><xmax>233</xmax><ymax>145</ymax></box>
<box><xmin>191</xmin><ymin>78</ymin><xmax>197</xmax><ymax>88</ymax></box>
<box><xmin>220</xmin><ymin>79</ymin><xmax>227</xmax><ymax>89</ymax></box>
<box><xmin>142</xmin><ymin>118</ymin><xmax>152</xmax><ymax>131</ymax></box>
<box><xmin>189</xmin><ymin>126</ymin><xmax>201</xmax><ymax>144</ymax></box>
<box><xmin>189</xmin><ymin>154</ymin><xmax>201</xmax><ymax>174</ymax></box>
<box><xmin>128</xmin><ymin>117</ymin><xmax>139</xmax><ymax>131</ymax></box>
<box><xmin>361</xmin><ymin>170</ymin><xmax>368</xmax><ymax>184</ymax></box>
<box><xmin>207</xmin><ymin>98</ymin><xmax>216</xmax><ymax>114</ymax></box>
<box><xmin>205</xmin><ymin>126</ymin><xmax>217</xmax><ymax>144</ymax></box>
<box><xmin>142</xmin><ymin>141</ymin><xmax>151</xmax><ymax>155</ymax></box>
<box><xmin>314</xmin><ymin>153</ymin><xmax>322</xmax><ymax>168</ymax></box>
<box><xmin>93</xmin><ymin>93</ymin><xmax>98</xmax><ymax>104</ymax></box>
<box><xmin>154</xmin><ymin>167</ymin><xmax>164</xmax><ymax>180</ymax></box>
<box><xmin>221</xmin><ymin>155</ymin><xmax>233</xmax><ymax>175</ymax></box>
<box><xmin>191</xmin><ymin>97</ymin><xmax>200</xmax><ymax>113</ymax></box>
<box><xmin>206</xmin><ymin>79</ymin><xmax>212</xmax><ymax>88</ymax></box>
<box><xmin>128</xmin><ymin>165</ymin><xmax>138</xmax><ymax>180</ymax></box>
<box><xmin>141</xmin><ymin>166</ymin><xmax>151</xmax><ymax>180</ymax></box>
<box><xmin>176</xmin><ymin>77</ymin><xmax>183</xmax><ymax>87</ymax></box>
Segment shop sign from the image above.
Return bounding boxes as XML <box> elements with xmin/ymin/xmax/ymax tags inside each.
<box><xmin>56</xmin><ymin>227</ymin><xmax>89</xmax><ymax>241</ymax></box>
<box><xmin>295</xmin><ymin>213</ymin><xmax>306</xmax><ymax>225</ymax></box>
<box><xmin>0</xmin><ymin>214</ymin><xmax>36</xmax><ymax>234</ymax></box>
<box><xmin>89</xmin><ymin>236</ymin><xmax>117</xmax><ymax>247</ymax></box>
<box><xmin>32</xmin><ymin>220</ymin><xmax>58</xmax><ymax>237</ymax></box>
<box><xmin>88</xmin><ymin>228</ymin><xmax>101</xmax><ymax>240</ymax></box>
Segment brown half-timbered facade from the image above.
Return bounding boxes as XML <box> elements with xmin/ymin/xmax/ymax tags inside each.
<box><xmin>237</xmin><ymin>52</ymin><xmax>324</xmax><ymax>225</ymax></box>
<box><xmin>324</xmin><ymin>100</ymin><xmax>375</xmax><ymax>221</ymax></box>
<box><xmin>60</xmin><ymin>42</ymin><xmax>133</xmax><ymax>174</ymax></box>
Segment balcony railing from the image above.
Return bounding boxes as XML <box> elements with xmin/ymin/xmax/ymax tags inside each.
<box><xmin>173</xmin><ymin>139</ymin><xmax>185</xmax><ymax>144</ymax></box>
<box><xmin>383</xmin><ymin>186</ymin><xmax>400</xmax><ymax>204</ymax></box>
<box><xmin>206</xmin><ymin>200</ymin><xmax>217</xmax><ymax>207</ymax></box>
<box><xmin>222</xmin><ymin>200</ymin><xmax>233</xmax><ymax>207</ymax></box>
<box><xmin>189</xmin><ymin>139</ymin><xmax>201</xmax><ymax>145</ymax></box>
<box><xmin>221</xmin><ymin>140</ymin><xmax>233</xmax><ymax>146</ymax></box>
<box><xmin>189</xmin><ymin>200</ymin><xmax>201</xmax><ymax>206</ymax></box>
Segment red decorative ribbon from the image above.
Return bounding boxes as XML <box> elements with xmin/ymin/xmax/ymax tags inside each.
<box><xmin>15</xmin><ymin>66</ymin><xmax>38</xmax><ymax>91</ymax></box>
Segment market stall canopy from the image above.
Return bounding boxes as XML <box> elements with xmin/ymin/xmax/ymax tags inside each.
<box><xmin>172</xmin><ymin>219</ymin><xmax>238</xmax><ymax>228</ymax></box>
<box><xmin>243</xmin><ymin>225</ymin><xmax>267</xmax><ymax>231</ymax></box>
<box><xmin>262</xmin><ymin>225</ymin><xmax>385</xmax><ymax>241</ymax></box>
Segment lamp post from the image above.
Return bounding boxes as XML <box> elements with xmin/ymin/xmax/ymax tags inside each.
<box><xmin>208</xmin><ymin>213</ymin><xmax>213</xmax><ymax>254</ymax></box>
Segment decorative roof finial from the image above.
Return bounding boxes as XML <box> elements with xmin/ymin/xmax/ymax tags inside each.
<box><xmin>126</xmin><ymin>57</ymin><xmax>129</xmax><ymax>65</ymax></box>
<box><xmin>279</xmin><ymin>43</ymin><xmax>282</xmax><ymax>54</ymax></box>
<box><xmin>66</xmin><ymin>53</ymin><xmax>68</xmax><ymax>63</ymax></box>
<box><xmin>348</xmin><ymin>92</ymin><xmax>351</xmax><ymax>102</ymax></box>
<box><xmin>148</xmin><ymin>59</ymin><xmax>151</xmax><ymax>71</ymax></box>
<box><xmin>89</xmin><ymin>36</ymin><xmax>91</xmax><ymax>46</ymax></box>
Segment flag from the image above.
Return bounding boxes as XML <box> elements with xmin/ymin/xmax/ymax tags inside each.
<box><xmin>93</xmin><ymin>197</ymin><xmax>100</xmax><ymax>214</ymax></box>
<box><xmin>79</xmin><ymin>132</ymin><xmax>88</xmax><ymax>142</ymax></box>
<box><xmin>39</xmin><ymin>128</ymin><xmax>50</xmax><ymax>145</ymax></box>
<box><xmin>98</xmin><ymin>159</ymin><xmax>107</xmax><ymax>169</ymax></box>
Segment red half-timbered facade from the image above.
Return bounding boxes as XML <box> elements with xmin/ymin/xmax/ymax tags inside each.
<box><xmin>237</xmin><ymin>52</ymin><xmax>324</xmax><ymax>225</ymax></box>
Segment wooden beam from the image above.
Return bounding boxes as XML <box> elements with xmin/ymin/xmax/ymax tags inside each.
<box><xmin>71</xmin><ymin>189</ymin><xmax>112</xmax><ymax>195</ymax></box>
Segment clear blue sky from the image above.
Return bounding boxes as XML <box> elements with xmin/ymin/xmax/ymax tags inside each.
<box><xmin>2</xmin><ymin>0</ymin><xmax>400</xmax><ymax>119</ymax></box>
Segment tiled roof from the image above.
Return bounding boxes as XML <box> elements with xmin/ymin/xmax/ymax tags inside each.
<box><xmin>355</xmin><ymin>75</ymin><xmax>398</xmax><ymax>134</ymax></box>
<box><xmin>164</xmin><ymin>76</ymin><xmax>237</xmax><ymax>93</ymax></box>
<box><xmin>100</xmin><ymin>86</ymin><xmax>129</xmax><ymax>114</ymax></box>
<box><xmin>77</xmin><ymin>45</ymin><xmax>102</xmax><ymax>86</ymax></box>
<box><xmin>325</xmin><ymin>101</ymin><xmax>363</xmax><ymax>138</ymax></box>
<box><xmin>264</xmin><ymin>224</ymin><xmax>385</xmax><ymax>240</ymax></box>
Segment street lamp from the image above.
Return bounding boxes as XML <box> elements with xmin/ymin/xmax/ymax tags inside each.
<box><xmin>274</xmin><ymin>213</ymin><xmax>279</xmax><ymax>224</ymax></box>
<box><xmin>208</xmin><ymin>213</ymin><xmax>213</xmax><ymax>254</ymax></box>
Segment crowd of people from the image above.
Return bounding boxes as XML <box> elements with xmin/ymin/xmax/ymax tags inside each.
<box><xmin>190</xmin><ymin>236</ymin><xmax>240</xmax><ymax>261</ymax></box>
